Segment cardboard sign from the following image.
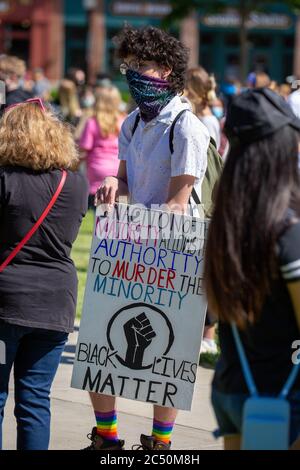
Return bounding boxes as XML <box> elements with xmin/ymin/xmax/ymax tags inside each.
<box><xmin>71</xmin><ymin>204</ymin><xmax>208</xmax><ymax>410</ymax></box>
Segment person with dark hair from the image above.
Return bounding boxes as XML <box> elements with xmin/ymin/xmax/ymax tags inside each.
<box><xmin>66</xmin><ymin>67</ymin><xmax>86</xmax><ymax>108</ymax></box>
<box><xmin>82</xmin><ymin>25</ymin><xmax>210</xmax><ymax>451</ymax></box>
<box><xmin>205</xmin><ymin>88</ymin><xmax>300</xmax><ymax>450</ymax></box>
<box><xmin>95</xmin><ymin>72</ymin><xmax>113</xmax><ymax>90</ymax></box>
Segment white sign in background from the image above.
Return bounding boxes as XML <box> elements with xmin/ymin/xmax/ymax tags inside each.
<box><xmin>71</xmin><ymin>204</ymin><xmax>208</xmax><ymax>411</ymax></box>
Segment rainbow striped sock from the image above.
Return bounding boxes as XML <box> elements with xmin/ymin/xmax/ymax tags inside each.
<box><xmin>95</xmin><ymin>410</ymin><xmax>118</xmax><ymax>442</ymax></box>
<box><xmin>152</xmin><ymin>419</ymin><xmax>174</xmax><ymax>444</ymax></box>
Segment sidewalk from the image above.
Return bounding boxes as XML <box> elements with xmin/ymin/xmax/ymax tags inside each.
<box><xmin>2</xmin><ymin>326</ymin><xmax>221</xmax><ymax>450</ymax></box>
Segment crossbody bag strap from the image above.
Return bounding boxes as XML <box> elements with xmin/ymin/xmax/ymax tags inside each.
<box><xmin>231</xmin><ymin>324</ymin><xmax>258</xmax><ymax>396</ymax></box>
<box><xmin>280</xmin><ymin>362</ymin><xmax>300</xmax><ymax>399</ymax></box>
<box><xmin>0</xmin><ymin>169</ymin><xmax>67</xmax><ymax>273</ymax></box>
<box><xmin>232</xmin><ymin>323</ymin><xmax>300</xmax><ymax>398</ymax></box>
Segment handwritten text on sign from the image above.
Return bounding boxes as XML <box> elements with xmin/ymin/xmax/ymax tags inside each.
<box><xmin>71</xmin><ymin>204</ymin><xmax>208</xmax><ymax>410</ymax></box>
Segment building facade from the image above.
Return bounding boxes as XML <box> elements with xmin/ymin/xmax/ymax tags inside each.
<box><xmin>0</xmin><ymin>0</ymin><xmax>299</xmax><ymax>84</ymax></box>
<box><xmin>65</xmin><ymin>0</ymin><xmax>299</xmax><ymax>84</ymax></box>
<box><xmin>197</xmin><ymin>3</ymin><xmax>295</xmax><ymax>83</ymax></box>
<box><xmin>0</xmin><ymin>0</ymin><xmax>64</xmax><ymax>79</ymax></box>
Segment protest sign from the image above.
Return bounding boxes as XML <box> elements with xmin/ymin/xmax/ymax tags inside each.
<box><xmin>71</xmin><ymin>204</ymin><xmax>208</xmax><ymax>410</ymax></box>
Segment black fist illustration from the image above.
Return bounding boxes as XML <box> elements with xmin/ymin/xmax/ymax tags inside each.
<box><xmin>124</xmin><ymin>313</ymin><xmax>156</xmax><ymax>369</ymax></box>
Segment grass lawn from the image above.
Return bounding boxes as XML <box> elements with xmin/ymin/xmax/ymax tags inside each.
<box><xmin>71</xmin><ymin>210</ymin><xmax>94</xmax><ymax>319</ymax></box>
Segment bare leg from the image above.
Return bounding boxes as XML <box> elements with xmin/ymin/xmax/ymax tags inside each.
<box><xmin>153</xmin><ymin>405</ymin><xmax>178</xmax><ymax>429</ymax></box>
<box><xmin>224</xmin><ymin>435</ymin><xmax>241</xmax><ymax>450</ymax></box>
<box><xmin>203</xmin><ymin>325</ymin><xmax>216</xmax><ymax>340</ymax></box>
<box><xmin>89</xmin><ymin>392</ymin><xmax>116</xmax><ymax>412</ymax></box>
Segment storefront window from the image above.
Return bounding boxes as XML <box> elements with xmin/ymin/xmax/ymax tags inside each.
<box><xmin>3</xmin><ymin>22</ymin><xmax>31</xmax><ymax>62</ymax></box>
<box><xmin>106</xmin><ymin>27</ymin><xmax>123</xmax><ymax>79</ymax></box>
<box><xmin>283</xmin><ymin>53</ymin><xmax>293</xmax><ymax>81</ymax></box>
<box><xmin>284</xmin><ymin>35</ymin><xmax>294</xmax><ymax>48</ymax></box>
<box><xmin>201</xmin><ymin>32</ymin><xmax>214</xmax><ymax>45</ymax></box>
<box><xmin>225</xmin><ymin>33</ymin><xmax>239</xmax><ymax>47</ymax></box>
<box><xmin>248</xmin><ymin>34</ymin><xmax>272</xmax><ymax>47</ymax></box>
<box><xmin>65</xmin><ymin>26</ymin><xmax>88</xmax><ymax>72</ymax></box>
<box><xmin>200</xmin><ymin>32</ymin><xmax>214</xmax><ymax>72</ymax></box>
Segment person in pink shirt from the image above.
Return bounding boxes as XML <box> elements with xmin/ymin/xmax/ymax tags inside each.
<box><xmin>79</xmin><ymin>86</ymin><xmax>125</xmax><ymax>208</ymax></box>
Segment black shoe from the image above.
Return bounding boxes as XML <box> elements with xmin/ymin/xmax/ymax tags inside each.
<box><xmin>132</xmin><ymin>434</ymin><xmax>171</xmax><ymax>450</ymax></box>
<box><xmin>82</xmin><ymin>426</ymin><xmax>125</xmax><ymax>450</ymax></box>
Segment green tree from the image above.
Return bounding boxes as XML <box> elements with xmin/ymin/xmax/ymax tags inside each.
<box><xmin>165</xmin><ymin>0</ymin><xmax>300</xmax><ymax>82</ymax></box>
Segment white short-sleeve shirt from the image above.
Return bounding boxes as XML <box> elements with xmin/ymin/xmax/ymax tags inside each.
<box><xmin>119</xmin><ymin>95</ymin><xmax>210</xmax><ymax>212</ymax></box>
<box><xmin>288</xmin><ymin>90</ymin><xmax>300</xmax><ymax>119</ymax></box>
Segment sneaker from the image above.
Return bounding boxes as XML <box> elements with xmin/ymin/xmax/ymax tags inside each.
<box><xmin>82</xmin><ymin>426</ymin><xmax>125</xmax><ymax>450</ymax></box>
<box><xmin>133</xmin><ymin>434</ymin><xmax>171</xmax><ymax>450</ymax></box>
<box><xmin>200</xmin><ymin>338</ymin><xmax>218</xmax><ymax>355</ymax></box>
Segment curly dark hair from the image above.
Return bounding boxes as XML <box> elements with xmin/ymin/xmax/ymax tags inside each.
<box><xmin>114</xmin><ymin>26</ymin><xmax>189</xmax><ymax>94</ymax></box>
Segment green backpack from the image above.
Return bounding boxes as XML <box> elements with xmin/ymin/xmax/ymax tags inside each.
<box><xmin>201</xmin><ymin>138</ymin><xmax>224</xmax><ymax>217</ymax></box>
<box><xmin>132</xmin><ymin>109</ymin><xmax>224</xmax><ymax>218</ymax></box>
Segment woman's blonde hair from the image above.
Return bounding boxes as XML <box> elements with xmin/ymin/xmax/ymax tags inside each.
<box><xmin>94</xmin><ymin>86</ymin><xmax>122</xmax><ymax>137</ymax></box>
<box><xmin>0</xmin><ymin>102</ymin><xmax>79</xmax><ymax>170</ymax></box>
<box><xmin>185</xmin><ymin>67</ymin><xmax>217</xmax><ymax>115</ymax></box>
<box><xmin>58</xmin><ymin>79</ymin><xmax>81</xmax><ymax>119</ymax></box>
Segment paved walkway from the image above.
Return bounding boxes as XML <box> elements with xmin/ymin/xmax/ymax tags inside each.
<box><xmin>3</xmin><ymin>327</ymin><xmax>221</xmax><ymax>450</ymax></box>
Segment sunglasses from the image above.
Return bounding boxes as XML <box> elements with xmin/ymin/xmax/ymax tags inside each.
<box><xmin>5</xmin><ymin>97</ymin><xmax>46</xmax><ymax>113</ymax></box>
<box><xmin>120</xmin><ymin>60</ymin><xmax>140</xmax><ymax>75</ymax></box>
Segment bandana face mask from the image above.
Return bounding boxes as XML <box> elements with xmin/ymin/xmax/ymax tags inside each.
<box><xmin>126</xmin><ymin>69</ymin><xmax>175</xmax><ymax>122</ymax></box>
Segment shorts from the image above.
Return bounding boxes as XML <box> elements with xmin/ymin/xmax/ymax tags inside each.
<box><xmin>211</xmin><ymin>387</ymin><xmax>300</xmax><ymax>445</ymax></box>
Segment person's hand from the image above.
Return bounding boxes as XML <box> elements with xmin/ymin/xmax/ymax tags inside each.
<box><xmin>95</xmin><ymin>176</ymin><xmax>119</xmax><ymax>206</ymax></box>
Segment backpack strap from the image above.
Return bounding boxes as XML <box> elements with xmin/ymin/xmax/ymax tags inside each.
<box><xmin>169</xmin><ymin>109</ymin><xmax>189</xmax><ymax>154</ymax></box>
<box><xmin>169</xmin><ymin>109</ymin><xmax>201</xmax><ymax>207</ymax></box>
<box><xmin>209</xmin><ymin>136</ymin><xmax>217</xmax><ymax>149</ymax></box>
<box><xmin>132</xmin><ymin>113</ymin><xmax>141</xmax><ymax>136</ymax></box>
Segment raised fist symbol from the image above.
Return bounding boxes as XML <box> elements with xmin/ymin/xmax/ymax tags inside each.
<box><xmin>123</xmin><ymin>313</ymin><xmax>156</xmax><ymax>369</ymax></box>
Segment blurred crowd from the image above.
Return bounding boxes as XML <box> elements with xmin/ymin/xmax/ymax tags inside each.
<box><xmin>1</xmin><ymin>55</ymin><xmax>300</xmax><ymax>204</ymax></box>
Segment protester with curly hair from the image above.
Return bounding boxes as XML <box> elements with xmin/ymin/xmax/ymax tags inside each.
<box><xmin>82</xmin><ymin>25</ymin><xmax>210</xmax><ymax>451</ymax></box>
<box><xmin>0</xmin><ymin>99</ymin><xmax>88</xmax><ymax>450</ymax></box>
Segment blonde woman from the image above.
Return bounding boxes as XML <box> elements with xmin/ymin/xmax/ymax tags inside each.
<box><xmin>79</xmin><ymin>86</ymin><xmax>125</xmax><ymax>209</ymax></box>
<box><xmin>185</xmin><ymin>67</ymin><xmax>221</xmax><ymax>150</ymax></box>
<box><xmin>58</xmin><ymin>78</ymin><xmax>82</xmax><ymax>126</ymax></box>
<box><xmin>0</xmin><ymin>99</ymin><xmax>88</xmax><ymax>449</ymax></box>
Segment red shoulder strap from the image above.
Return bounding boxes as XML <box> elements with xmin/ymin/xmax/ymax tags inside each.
<box><xmin>0</xmin><ymin>169</ymin><xmax>67</xmax><ymax>273</ymax></box>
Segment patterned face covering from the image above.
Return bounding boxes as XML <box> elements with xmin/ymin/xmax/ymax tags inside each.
<box><xmin>126</xmin><ymin>69</ymin><xmax>175</xmax><ymax>122</ymax></box>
